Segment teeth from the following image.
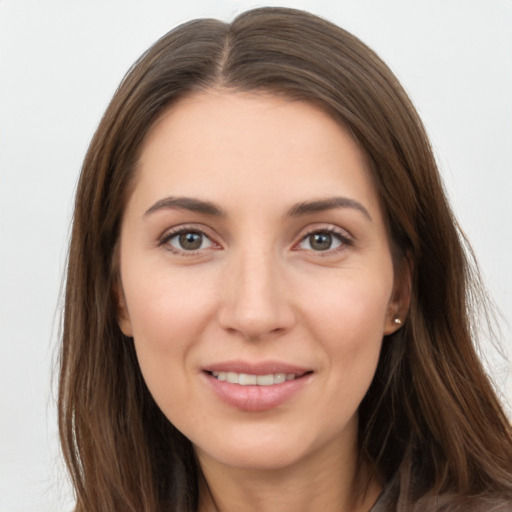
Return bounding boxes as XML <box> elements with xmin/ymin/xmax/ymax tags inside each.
<box><xmin>226</xmin><ymin>372</ymin><xmax>239</xmax><ymax>384</ymax></box>
<box><xmin>239</xmin><ymin>373</ymin><xmax>257</xmax><ymax>385</ymax></box>
<box><xmin>256</xmin><ymin>374</ymin><xmax>274</xmax><ymax>385</ymax></box>
<box><xmin>211</xmin><ymin>371</ymin><xmax>298</xmax><ymax>386</ymax></box>
<box><xmin>274</xmin><ymin>373</ymin><xmax>286</xmax><ymax>384</ymax></box>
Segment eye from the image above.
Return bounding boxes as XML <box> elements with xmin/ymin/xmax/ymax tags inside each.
<box><xmin>164</xmin><ymin>230</ymin><xmax>214</xmax><ymax>252</ymax></box>
<box><xmin>297</xmin><ymin>230</ymin><xmax>348</xmax><ymax>252</ymax></box>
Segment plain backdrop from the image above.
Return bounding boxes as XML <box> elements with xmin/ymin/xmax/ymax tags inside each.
<box><xmin>0</xmin><ymin>1</ymin><xmax>511</xmax><ymax>510</ymax></box>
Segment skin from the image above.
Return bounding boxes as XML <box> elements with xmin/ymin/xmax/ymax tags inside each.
<box><xmin>117</xmin><ymin>91</ymin><xmax>409</xmax><ymax>512</ymax></box>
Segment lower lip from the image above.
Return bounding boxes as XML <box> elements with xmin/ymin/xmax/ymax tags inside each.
<box><xmin>203</xmin><ymin>372</ymin><xmax>312</xmax><ymax>412</ymax></box>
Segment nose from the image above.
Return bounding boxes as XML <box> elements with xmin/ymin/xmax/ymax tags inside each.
<box><xmin>217</xmin><ymin>248</ymin><xmax>296</xmax><ymax>341</ymax></box>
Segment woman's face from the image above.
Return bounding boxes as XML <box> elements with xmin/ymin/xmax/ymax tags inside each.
<box><xmin>117</xmin><ymin>91</ymin><xmax>405</xmax><ymax>474</ymax></box>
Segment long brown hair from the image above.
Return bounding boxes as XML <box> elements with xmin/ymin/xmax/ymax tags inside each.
<box><xmin>59</xmin><ymin>7</ymin><xmax>512</xmax><ymax>511</ymax></box>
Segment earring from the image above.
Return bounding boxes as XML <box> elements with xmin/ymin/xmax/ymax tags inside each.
<box><xmin>393</xmin><ymin>316</ymin><xmax>402</xmax><ymax>326</ymax></box>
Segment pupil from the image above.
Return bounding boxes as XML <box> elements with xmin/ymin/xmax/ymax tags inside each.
<box><xmin>179</xmin><ymin>232</ymin><xmax>202</xmax><ymax>250</ymax></box>
<box><xmin>310</xmin><ymin>233</ymin><xmax>331</xmax><ymax>251</ymax></box>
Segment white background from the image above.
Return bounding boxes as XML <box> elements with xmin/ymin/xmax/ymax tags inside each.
<box><xmin>0</xmin><ymin>1</ymin><xmax>511</xmax><ymax>510</ymax></box>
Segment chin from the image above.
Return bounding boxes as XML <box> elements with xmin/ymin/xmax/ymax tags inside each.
<box><xmin>198</xmin><ymin>442</ymin><xmax>309</xmax><ymax>472</ymax></box>
<box><xmin>192</xmin><ymin>417</ymin><xmax>357</xmax><ymax>474</ymax></box>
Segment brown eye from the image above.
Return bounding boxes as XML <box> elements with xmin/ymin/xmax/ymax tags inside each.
<box><xmin>298</xmin><ymin>231</ymin><xmax>344</xmax><ymax>252</ymax></box>
<box><xmin>179</xmin><ymin>232</ymin><xmax>203</xmax><ymax>250</ymax></box>
<box><xmin>309</xmin><ymin>233</ymin><xmax>333</xmax><ymax>251</ymax></box>
<box><xmin>167</xmin><ymin>231</ymin><xmax>212</xmax><ymax>251</ymax></box>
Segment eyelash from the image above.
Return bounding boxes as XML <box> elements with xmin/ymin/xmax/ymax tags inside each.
<box><xmin>159</xmin><ymin>225</ymin><xmax>353</xmax><ymax>256</ymax></box>
<box><xmin>159</xmin><ymin>225</ymin><xmax>219</xmax><ymax>256</ymax></box>
<box><xmin>295</xmin><ymin>227</ymin><xmax>353</xmax><ymax>255</ymax></box>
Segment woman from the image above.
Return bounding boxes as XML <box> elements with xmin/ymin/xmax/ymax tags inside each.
<box><xmin>58</xmin><ymin>7</ymin><xmax>512</xmax><ymax>511</ymax></box>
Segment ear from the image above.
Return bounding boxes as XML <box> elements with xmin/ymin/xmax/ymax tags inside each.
<box><xmin>383</xmin><ymin>255</ymin><xmax>413</xmax><ymax>335</ymax></box>
<box><xmin>112</xmin><ymin>279</ymin><xmax>133</xmax><ymax>337</ymax></box>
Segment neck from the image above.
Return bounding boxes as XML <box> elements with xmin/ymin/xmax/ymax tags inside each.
<box><xmin>196</xmin><ymin>439</ymin><xmax>381</xmax><ymax>512</ymax></box>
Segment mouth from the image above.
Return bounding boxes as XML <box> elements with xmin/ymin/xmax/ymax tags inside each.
<box><xmin>206</xmin><ymin>370</ymin><xmax>311</xmax><ymax>386</ymax></box>
<box><xmin>202</xmin><ymin>363</ymin><xmax>313</xmax><ymax>411</ymax></box>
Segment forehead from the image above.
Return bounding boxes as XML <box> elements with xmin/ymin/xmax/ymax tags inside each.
<box><xmin>131</xmin><ymin>90</ymin><xmax>382</xmax><ymax>219</ymax></box>
<box><xmin>142</xmin><ymin>90</ymin><xmax>363</xmax><ymax>163</ymax></box>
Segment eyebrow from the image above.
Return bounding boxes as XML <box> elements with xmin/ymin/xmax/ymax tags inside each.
<box><xmin>144</xmin><ymin>195</ymin><xmax>372</xmax><ymax>221</ymax></box>
<box><xmin>144</xmin><ymin>196</ymin><xmax>226</xmax><ymax>217</ymax></box>
<box><xmin>286</xmin><ymin>197</ymin><xmax>372</xmax><ymax>221</ymax></box>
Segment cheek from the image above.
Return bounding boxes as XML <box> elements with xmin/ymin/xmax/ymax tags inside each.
<box><xmin>304</xmin><ymin>264</ymin><xmax>392</xmax><ymax>332</ymax></box>
<box><xmin>121</xmin><ymin>266</ymin><xmax>217</xmax><ymax>398</ymax></box>
<box><xmin>121</xmin><ymin>271</ymin><xmax>221</xmax><ymax>434</ymax></box>
<box><xmin>299</xmin><ymin>265</ymin><xmax>393</xmax><ymax>380</ymax></box>
<box><xmin>123</xmin><ymin>266</ymin><xmax>216</xmax><ymax>346</ymax></box>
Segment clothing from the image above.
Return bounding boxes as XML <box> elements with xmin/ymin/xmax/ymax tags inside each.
<box><xmin>368</xmin><ymin>471</ymin><xmax>399</xmax><ymax>512</ymax></box>
<box><xmin>368</xmin><ymin>444</ymin><xmax>512</xmax><ymax>512</ymax></box>
<box><xmin>369</xmin><ymin>469</ymin><xmax>512</xmax><ymax>512</ymax></box>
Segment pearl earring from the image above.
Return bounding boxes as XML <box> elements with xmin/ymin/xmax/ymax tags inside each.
<box><xmin>393</xmin><ymin>316</ymin><xmax>402</xmax><ymax>326</ymax></box>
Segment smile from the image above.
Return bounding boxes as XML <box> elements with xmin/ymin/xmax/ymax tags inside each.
<box><xmin>210</xmin><ymin>371</ymin><xmax>298</xmax><ymax>385</ymax></box>
<box><xmin>203</xmin><ymin>365</ymin><xmax>313</xmax><ymax>411</ymax></box>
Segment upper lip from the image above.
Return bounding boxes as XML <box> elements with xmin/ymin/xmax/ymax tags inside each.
<box><xmin>202</xmin><ymin>360</ymin><xmax>312</xmax><ymax>376</ymax></box>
